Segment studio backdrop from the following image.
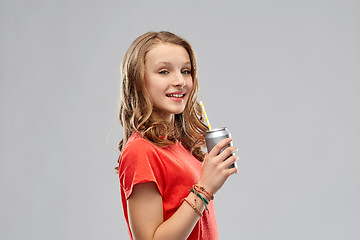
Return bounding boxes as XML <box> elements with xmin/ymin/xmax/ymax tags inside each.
<box><xmin>1</xmin><ymin>0</ymin><xmax>359</xmax><ymax>239</ymax></box>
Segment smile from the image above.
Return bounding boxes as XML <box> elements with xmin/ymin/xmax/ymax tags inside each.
<box><xmin>166</xmin><ymin>94</ymin><xmax>185</xmax><ymax>98</ymax></box>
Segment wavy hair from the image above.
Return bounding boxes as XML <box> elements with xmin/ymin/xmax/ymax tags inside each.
<box><xmin>117</xmin><ymin>31</ymin><xmax>208</xmax><ymax>168</ymax></box>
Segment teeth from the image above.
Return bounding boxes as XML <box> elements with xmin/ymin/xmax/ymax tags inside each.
<box><xmin>167</xmin><ymin>94</ymin><xmax>184</xmax><ymax>98</ymax></box>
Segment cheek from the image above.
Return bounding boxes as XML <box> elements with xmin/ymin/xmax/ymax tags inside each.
<box><xmin>187</xmin><ymin>78</ymin><xmax>194</xmax><ymax>91</ymax></box>
<box><xmin>144</xmin><ymin>74</ymin><xmax>159</xmax><ymax>95</ymax></box>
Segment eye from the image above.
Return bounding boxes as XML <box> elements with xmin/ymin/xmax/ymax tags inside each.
<box><xmin>159</xmin><ymin>70</ymin><xmax>169</xmax><ymax>75</ymax></box>
<box><xmin>181</xmin><ymin>69</ymin><xmax>191</xmax><ymax>75</ymax></box>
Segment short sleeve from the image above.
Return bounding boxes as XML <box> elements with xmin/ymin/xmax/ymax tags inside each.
<box><xmin>118</xmin><ymin>138</ymin><xmax>166</xmax><ymax>199</ymax></box>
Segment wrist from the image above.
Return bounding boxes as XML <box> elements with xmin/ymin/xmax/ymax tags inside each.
<box><xmin>193</xmin><ymin>182</ymin><xmax>214</xmax><ymax>201</ymax></box>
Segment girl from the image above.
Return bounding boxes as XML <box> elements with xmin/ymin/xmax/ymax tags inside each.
<box><xmin>117</xmin><ymin>31</ymin><xmax>238</xmax><ymax>240</ymax></box>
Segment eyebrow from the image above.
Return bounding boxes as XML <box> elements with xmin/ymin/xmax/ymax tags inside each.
<box><xmin>155</xmin><ymin>61</ymin><xmax>191</xmax><ymax>66</ymax></box>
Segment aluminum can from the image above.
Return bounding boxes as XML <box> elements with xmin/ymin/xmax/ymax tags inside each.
<box><xmin>205</xmin><ymin>127</ymin><xmax>237</xmax><ymax>169</ymax></box>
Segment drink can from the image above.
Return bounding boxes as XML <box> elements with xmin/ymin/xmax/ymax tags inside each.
<box><xmin>205</xmin><ymin>127</ymin><xmax>237</xmax><ymax>169</ymax></box>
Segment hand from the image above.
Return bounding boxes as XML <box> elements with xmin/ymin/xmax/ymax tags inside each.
<box><xmin>198</xmin><ymin>138</ymin><xmax>238</xmax><ymax>195</ymax></box>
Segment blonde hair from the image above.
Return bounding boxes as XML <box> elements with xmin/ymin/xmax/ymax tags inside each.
<box><xmin>117</xmin><ymin>31</ymin><xmax>208</xmax><ymax>167</ymax></box>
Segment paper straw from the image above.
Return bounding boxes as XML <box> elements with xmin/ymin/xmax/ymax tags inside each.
<box><xmin>200</xmin><ymin>101</ymin><xmax>212</xmax><ymax>130</ymax></box>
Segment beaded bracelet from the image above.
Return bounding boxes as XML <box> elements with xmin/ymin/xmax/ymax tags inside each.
<box><xmin>190</xmin><ymin>188</ymin><xmax>209</xmax><ymax>211</ymax></box>
<box><xmin>183</xmin><ymin>198</ymin><xmax>203</xmax><ymax>217</ymax></box>
<box><xmin>193</xmin><ymin>185</ymin><xmax>211</xmax><ymax>202</ymax></box>
<box><xmin>194</xmin><ymin>183</ymin><xmax>214</xmax><ymax>201</ymax></box>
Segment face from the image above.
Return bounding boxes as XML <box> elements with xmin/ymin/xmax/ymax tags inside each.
<box><xmin>144</xmin><ymin>43</ymin><xmax>193</xmax><ymax>122</ymax></box>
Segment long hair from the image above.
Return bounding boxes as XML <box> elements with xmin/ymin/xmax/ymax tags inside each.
<box><xmin>117</xmin><ymin>31</ymin><xmax>208</xmax><ymax>168</ymax></box>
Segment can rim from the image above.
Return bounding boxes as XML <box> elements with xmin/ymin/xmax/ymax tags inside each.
<box><xmin>206</xmin><ymin>127</ymin><xmax>227</xmax><ymax>133</ymax></box>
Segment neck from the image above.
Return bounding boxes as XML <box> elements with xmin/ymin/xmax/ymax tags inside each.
<box><xmin>150</xmin><ymin>112</ymin><xmax>174</xmax><ymax>130</ymax></box>
<box><xmin>152</xmin><ymin>111</ymin><xmax>173</xmax><ymax>123</ymax></box>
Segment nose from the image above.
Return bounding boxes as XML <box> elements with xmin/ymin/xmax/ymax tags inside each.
<box><xmin>173</xmin><ymin>72</ymin><xmax>186</xmax><ymax>88</ymax></box>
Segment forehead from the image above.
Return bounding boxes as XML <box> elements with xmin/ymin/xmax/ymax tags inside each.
<box><xmin>145</xmin><ymin>43</ymin><xmax>190</xmax><ymax>64</ymax></box>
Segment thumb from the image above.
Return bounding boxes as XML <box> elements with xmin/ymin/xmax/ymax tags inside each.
<box><xmin>202</xmin><ymin>153</ymin><xmax>209</xmax><ymax>166</ymax></box>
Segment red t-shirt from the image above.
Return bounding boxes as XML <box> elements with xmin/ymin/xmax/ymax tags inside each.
<box><xmin>118</xmin><ymin>133</ymin><xmax>218</xmax><ymax>239</ymax></box>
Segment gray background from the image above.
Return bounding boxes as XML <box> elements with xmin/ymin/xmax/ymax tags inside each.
<box><xmin>1</xmin><ymin>0</ymin><xmax>359</xmax><ymax>239</ymax></box>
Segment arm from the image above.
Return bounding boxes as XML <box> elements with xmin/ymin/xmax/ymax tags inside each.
<box><xmin>128</xmin><ymin>182</ymin><xmax>205</xmax><ymax>240</ymax></box>
<box><xmin>127</xmin><ymin>138</ymin><xmax>238</xmax><ymax>240</ymax></box>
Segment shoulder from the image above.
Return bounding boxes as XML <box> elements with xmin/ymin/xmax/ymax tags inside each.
<box><xmin>119</xmin><ymin>133</ymin><xmax>162</xmax><ymax>168</ymax></box>
<box><xmin>118</xmin><ymin>133</ymin><xmax>167</xmax><ymax>198</ymax></box>
<box><xmin>122</xmin><ymin>133</ymin><xmax>158</xmax><ymax>156</ymax></box>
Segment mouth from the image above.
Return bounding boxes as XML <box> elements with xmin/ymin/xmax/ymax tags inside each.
<box><xmin>166</xmin><ymin>91</ymin><xmax>186</xmax><ymax>99</ymax></box>
<box><xmin>166</xmin><ymin>93</ymin><xmax>185</xmax><ymax>98</ymax></box>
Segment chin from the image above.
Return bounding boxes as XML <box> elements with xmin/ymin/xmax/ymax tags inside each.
<box><xmin>173</xmin><ymin>106</ymin><xmax>186</xmax><ymax>114</ymax></box>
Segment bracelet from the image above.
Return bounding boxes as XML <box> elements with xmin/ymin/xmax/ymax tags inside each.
<box><xmin>183</xmin><ymin>198</ymin><xmax>203</xmax><ymax>217</ymax></box>
<box><xmin>190</xmin><ymin>188</ymin><xmax>209</xmax><ymax>211</ymax></box>
<box><xmin>193</xmin><ymin>185</ymin><xmax>211</xmax><ymax>202</ymax></box>
<box><xmin>194</xmin><ymin>184</ymin><xmax>214</xmax><ymax>200</ymax></box>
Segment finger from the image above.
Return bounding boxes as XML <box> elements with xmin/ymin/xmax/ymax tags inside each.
<box><xmin>226</xmin><ymin>165</ymin><xmax>238</xmax><ymax>176</ymax></box>
<box><xmin>222</xmin><ymin>156</ymin><xmax>238</xmax><ymax>176</ymax></box>
<box><xmin>223</xmin><ymin>155</ymin><xmax>238</xmax><ymax>169</ymax></box>
<box><xmin>217</xmin><ymin>145</ymin><xmax>238</xmax><ymax>161</ymax></box>
<box><xmin>208</xmin><ymin>138</ymin><xmax>232</xmax><ymax>157</ymax></box>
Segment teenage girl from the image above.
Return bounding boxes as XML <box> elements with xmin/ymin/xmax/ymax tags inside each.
<box><xmin>117</xmin><ymin>31</ymin><xmax>238</xmax><ymax>240</ymax></box>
